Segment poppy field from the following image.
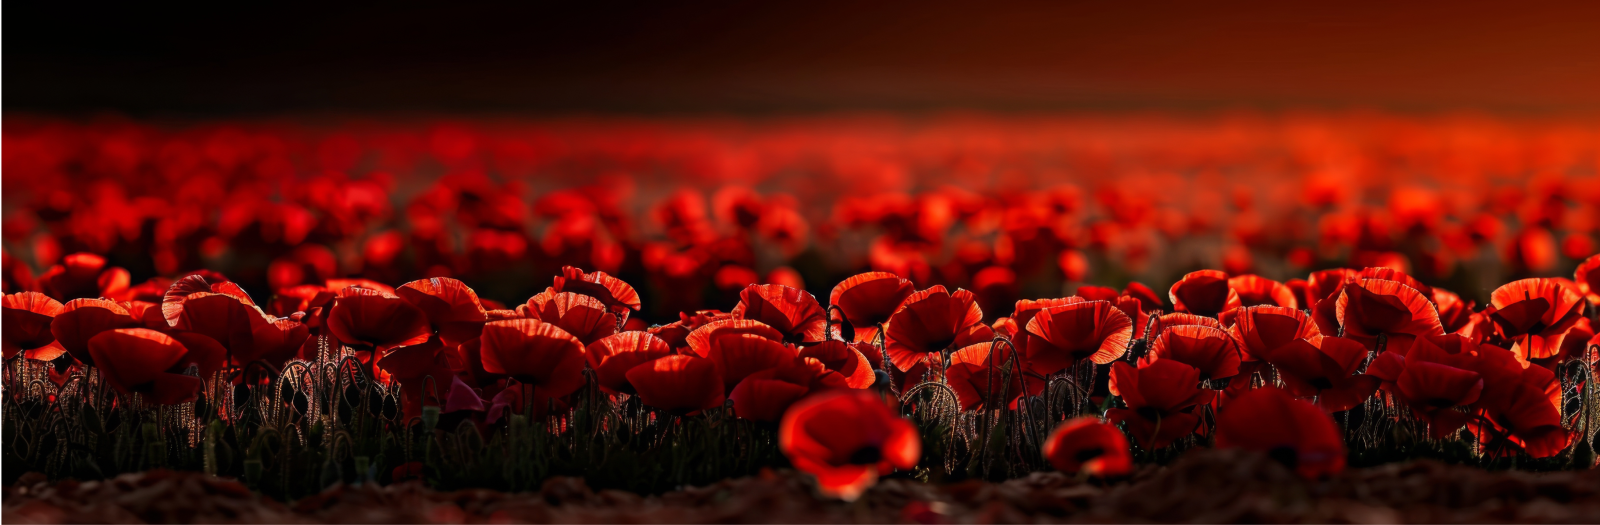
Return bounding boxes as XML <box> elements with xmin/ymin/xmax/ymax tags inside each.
<box><xmin>4</xmin><ymin>113</ymin><xmax>1600</xmax><ymax>520</ymax></box>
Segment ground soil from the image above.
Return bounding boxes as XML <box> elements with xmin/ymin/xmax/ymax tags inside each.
<box><xmin>6</xmin><ymin>449</ymin><xmax>1600</xmax><ymax>523</ymax></box>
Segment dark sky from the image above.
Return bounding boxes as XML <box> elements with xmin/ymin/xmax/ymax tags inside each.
<box><xmin>7</xmin><ymin>1</ymin><xmax>1600</xmax><ymax>115</ymax></box>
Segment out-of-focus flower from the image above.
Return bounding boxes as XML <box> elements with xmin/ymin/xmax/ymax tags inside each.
<box><xmin>1215</xmin><ymin>387</ymin><xmax>1346</xmax><ymax>479</ymax></box>
<box><xmin>1041</xmin><ymin>417</ymin><xmax>1132</xmax><ymax>478</ymax></box>
<box><xmin>779</xmin><ymin>390</ymin><xmax>920</xmax><ymax>501</ymax></box>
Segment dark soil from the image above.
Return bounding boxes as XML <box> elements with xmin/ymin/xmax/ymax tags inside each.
<box><xmin>7</xmin><ymin>449</ymin><xmax>1600</xmax><ymax>523</ymax></box>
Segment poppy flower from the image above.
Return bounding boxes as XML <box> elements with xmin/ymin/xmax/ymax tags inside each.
<box><xmin>1336</xmin><ymin>278</ymin><xmax>1444</xmax><ymax>356</ymax></box>
<box><xmin>705</xmin><ymin>332</ymin><xmax>800</xmax><ymax>392</ymax></box>
<box><xmin>732</xmin><ymin>284</ymin><xmax>827</xmax><ymax>344</ymax></box>
<box><xmin>684</xmin><ymin>318</ymin><xmax>784</xmax><ymax>358</ymax></box>
<box><xmin>625</xmin><ymin>354</ymin><xmax>726</xmax><ymax>414</ymax></box>
<box><xmin>1266</xmin><ymin>336</ymin><xmax>1379</xmax><ymax>412</ymax></box>
<box><xmin>526</xmin><ymin>291</ymin><xmax>617</xmax><ymax>345</ymax></box>
<box><xmin>586</xmin><ymin>331</ymin><xmax>672</xmax><ymax>395</ymax></box>
<box><xmin>730</xmin><ymin>371</ymin><xmax>812</xmax><ymax>422</ymax></box>
<box><xmin>39</xmin><ymin>253</ymin><xmax>129</xmax><ymax>301</ymax></box>
<box><xmin>3</xmin><ymin>292</ymin><xmax>65</xmax><ymax>361</ymax></box>
<box><xmin>1012</xmin><ymin>297</ymin><xmax>1086</xmax><ymax>333</ymax></box>
<box><xmin>1358</xmin><ymin>267</ymin><xmax>1433</xmax><ymax>303</ymax></box>
<box><xmin>397</xmin><ymin>277</ymin><xmax>488</xmax><ymax>347</ymax></box>
<box><xmin>267</xmin><ymin>284</ymin><xmax>335</xmax><ymax>323</ymax></box>
<box><xmin>1366</xmin><ymin>335</ymin><xmax>1484</xmax><ymax>438</ymax></box>
<box><xmin>1305</xmin><ymin>269</ymin><xmax>1357</xmax><ymax>305</ymax></box>
<box><xmin>797</xmin><ymin>340</ymin><xmax>876</xmax><ymax>389</ymax></box>
<box><xmin>1468</xmin><ymin>361</ymin><xmax>1569</xmax><ymax>459</ymax></box>
<box><xmin>945</xmin><ymin>342</ymin><xmax>1044</xmax><ymax>411</ymax></box>
<box><xmin>477</xmin><ymin>319</ymin><xmax>587</xmax><ymax>399</ymax></box>
<box><xmin>1106</xmin><ymin>360</ymin><xmax>1215</xmax><ymax>449</ymax></box>
<box><xmin>883</xmin><ymin>286</ymin><xmax>989</xmax><ymax>371</ymax></box>
<box><xmin>52</xmin><ymin>298</ymin><xmax>139</xmax><ymax>366</ymax></box>
<box><xmin>326</xmin><ymin>286</ymin><xmax>432</xmax><ymax>353</ymax></box>
<box><xmin>1576</xmin><ymin>254</ymin><xmax>1600</xmax><ymax>305</ymax></box>
<box><xmin>1487</xmin><ymin>278</ymin><xmax>1584</xmax><ymax>361</ymax></box>
<box><xmin>1142</xmin><ymin>325</ymin><xmax>1242</xmax><ymax>381</ymax></box>
<box><xmin>1150</xmin><ymin>312</ymin><xmax>1225</xmax><ymax>335</ymax></box>
<box><xmin>1120</xmin><ymin>282</ymin><xmax>1164</xmax><ymax>312</ymax></box>
<box><xmin>170</xmin><ymin>286</ymin><xmax>307</xmax><ymax>367</ymax></box>
<box><xmin>1076</xmin><ymin>286</ymin><xmax>1119</xmax><ymax>302</ymax></box>
<box><xmin>550</xmin><ymin>265</ymin><xmax>642</xmax><ymax>319</ymax></box>
<box><xmin>1433</xmin><ymin>288</ymin><xmax>1475</xmax><ymax>334</ymax></box>
<box><xmin>1041</xmin><ymin>417</ymin><xmax>1132</xmax><ymax>478</ymax></box>
<box><xmin>1113</xmin><ymin>296</ymin><xmax>1150</xmax><ymax>339</ymax></box>
<box><xmin>87</xmin><ymin>328</ymin><xmax>224</xmax><ymax>405</ymax></box>
<box><xmin>1214</xmin><ymin>387</ymin><xmax>1345</xmax><ymax>479</ymax></box>
<box><xmin>1167</xmin><ymin>270</ymin><xmax>1240</xmax><ymax>318</ymax></box>
<box><xmin>1023</xmin><ymin>301</ymin><xmax>1133</xmax><ymax>375</ymax></box>
<box><xmin>1230</xmin><ymin>306</ymin><xmax>1321</xmax><ymax>362</ymax></box>
<box><xmin>1227</xmin><ymin>275</ymin><xmax>1297</xmax><ymax>311</ymax></box>
<box><xmin>779</xmin><ymin>390</ymin><xmax>920</xmax><ymax>501</ymax></box>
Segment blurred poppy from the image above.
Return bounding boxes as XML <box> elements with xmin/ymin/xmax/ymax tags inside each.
<box><xmin>3</xmin><ymin>292</ymin><xmax>66</xmax><ymax>361</ymax></box>
<box><xmin>779</xmin><ymin>390</ymin><xmax>920</xmax><ymax>501</ymax></box>
<box><xmin>626</xmin><ymin>354</ymin><xmax>725</xmax><ymax>415</ymax></box>
<box><xmin>1488</xmin><ymin>278</ymin><xmax>1584</xmax><ymax>361</ymax></box>
<box><xmin>732</xmin><ymin>284</ymin><xmax>827</xmax><ymax>344</ymax></box>
<box><xmin>1041</xmin><ymin>417</ymin><xmax>1132</xmax><ymax>478</ymax></box>
<box><xmin>1168</xmin><ymin>270</ymin><xmax>1240</xmax><ymax>318</ymax></box>
<box><xmin>1022</xmin><ymin>300</ymin><xmax>1132</xmax><ymax>375</ymax></box>
<box><xmin>884</xmin><ymin>286</ymin><xmax>989</xmax><ymax>372</ymax></box>
<box><xmin>587</xmin><ymin>331</ymin><xmax>672</xmax><ymax>395</ymax></box>
<box><xmin>39</xmin><ymin>253</ymin><xmax>129</xmax><ymax>301</ymax></box>
<box><xmin>1142</xmin><ymin>325</ymin><xmax>1241</xmax><ymax>381</ymax></box>
<box><xmin>1214</xmin><ymin>388</ymin><xmax>1345</xmax><ymax>479</ymax></box>
<box><xmin>1576</xmin><ymin>254</ymin><xmax>1600</xmax><ymax>306</ymax></box>
<box><xmin>1106</xmin><ymin>360</ymin><xmax>1214</xmax><ymax>449</ymax></box>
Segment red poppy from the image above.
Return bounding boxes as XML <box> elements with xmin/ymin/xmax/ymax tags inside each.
<box><xmin>705</xmin><ymin>332</ymin><xmax>800</xmax><ymax>392</ymax></box>
<box><xmin>625</xmin><ymin>354</ymin><xmax>726</xmax><ymax>414</ymax></box>
<box><xmin>1576</xmin><ymin>254</ymin><xmax>1600</xmax><ymax>306</ymax></box>
<box><xmin>267</xmin><ymin>284</ymin><xmax>334</xmax><ymax>323</ymax></box>
<box><xmin>883</xmin><ymin>286</ymin><xmax>989</xmax><ymax>372</ymax></box>
<box><xmin>1432</xmin><ymin>288</ymin><xmax>1475</xmax><ymax>334</ymax></box>
<box><xmin>1540</xmin><ymin>317</ymin><xmax>1594</xmax><ymax>370</ymax></box>
<box><xmin>477</xmin><ymin>319</ymin><xmax>587</xmax><ymax>399</ymax></box>
<box><xmin>779</xmin><ymin>390</ymin><xmax>920</xmax><ymax>501</ymax></box>
<box><xmin>526</xmin><ymin>291</ymin><xmax>617</xmax><ymax>345</ymax></box>
<box><xmin>161</xmin><ymin>274</ymin><xmax>258</xmax><ymax>327</ymax></box>
<box><xmin>1011</xmin><ymin>297</ymin><xmax>1086</xmax><ymax>334</ymax></box>
<box><xmin>3</xmin><ymin>292</ymin><xmax>66</xmax><ymax>361</ymax></box>
<box><xmin>1266</xmin><ymin>336</ymin><xmax>1379</xmax><ymax>412</ymax></box>
<box><xmin>1023</xmin><ymin>301</ymin><xmax>1133</xmax><ymax>375</ymax></box>
<box><xmin>1335</xmin><ymin>278</ymin><xmax>1444</xmax><ymax>356</ymax></box>
<box><xmin>52</xmin><ymin>298</ymin><xmax>139</xmax><ymax>366</ymax></box>
<box><xmin>550</xmin><ymin>265</ymin><xmax>642</xmax><ymax>319</ymax></box>
<box><xmin>684</xmin><ymin>318</ymin><xmax>784</xmax><ymax>358</ymax></box>
<box><xmin>1041</xmin><ymin>417</ymin><xmax>1132</xmax><ymax>477</ymax></box>
<box><xmin>1305</xmin><ymin>269</ymin><xmax>1357</xmax><ymax>305</ymax></box>
<box><xmin>87</xmin><ymin>328</ymin><xmax>224</xmax><ymax>405</ymax></box>
<box><xmin>586</xmin><ymin>331</ymin><xmax>672</xmax><ymax>395</ymax></box>
<box><xmin>1230</xmin><ymin>306</ymin><xmax>1321</xmax><ymax>362</ymax></box>
<box><xmin>1460</xmin><ymin>342</ymin><xmax>1568</xmax><ymax>458</ymax></box>
<box><xmin>730</xmin><ymin>371</ymin><xmax>812</xmax><ymax>422</ymax></box>
<box><xmin>1167</xmin><ymin>270</ymin><xmax>1240</xmax><ymax>318</ymax></box>
<box><xmin>1366</xmin><ymin>334</ymin><xmax>1484</xmax><ymax>438</ymax></box>
<box><xmin>1076</xmin><ymin>286</ymin><xmax>1119</xmax><ymax>302</ymax></box>
<box><xmin>1151</xmin><ymin>312</ymin><xmax>1225</xmax><ymax>335</ymax></box>
<box><xmin>1488</xmin><ymin>278</ymin><xmax>1584</xmax><ymax>361</ymax></box>
<box><xmin>1142</xmin><ymin>325</ymin><xmax>1241</xmax><ymax>381</ymax></box>
<box><xmin>326</xmin><ymin>286</ymin><xmax>432</xmax><ymax>353</ymax></box>
<box><xmin>1113</xmin><ymin>296</ymin><xmax>1150</xmax><ymax>339</ymax></box>
<box><xmin>945</xmin><ymin>342</ymin><xmax>1044</xmax><ymax>411</ymax></box>
<box><xmin>39</xmin><ymin>253</ymin><xmax>129</xmax><ymax>301</ymax></box>
<box><xmin>1106</xmin><ymin>360</ymin><xmax>1214</xmax><ymax>449</ymax></box>
<box><xmin>1285</xmin><ymin>278</ymin><xmax>1310</xmax><ymax>308</ymax></box>
<box><xmin>797</xmin><ymin>340</ymin><xmax>876</xmax><ymax>389</ymax></box>
<box><xmin>732</xmin><ymin>284</ymin><xmax>827</xmax><ymax>344</ymax></box>
<box><xmin>1227</xmin><ymin>275</ymin><xmax>1297</xmax><ymax>311</ymax></box>
<box><xmin>1214</xmin><ymin>387</ymin><xmax>1345</xmax><ymax>479</ymax></box>
<box><xmin>397</xmin><ymin>277</ymin><xmax>487</xmax><ymax>347</ymax></box>
<box><xmin>1120</xmin><ymin>282</ymin><xmax>1164</xmax><ymax>312</ymax></box>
